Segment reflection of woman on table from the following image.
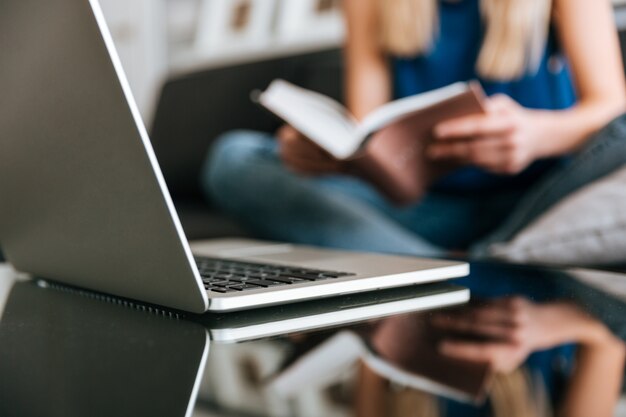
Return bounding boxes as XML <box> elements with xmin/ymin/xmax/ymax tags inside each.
<box><xmin>356</xmin><ymin>297</ymin><xmax>626</xmax><ymax>417</ymax></box>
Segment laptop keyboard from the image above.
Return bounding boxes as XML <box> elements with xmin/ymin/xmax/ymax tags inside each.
<box><xmin>195</xmin><ymin>257</ymin><xmax>356</xmax><ymax>294</ymax></box>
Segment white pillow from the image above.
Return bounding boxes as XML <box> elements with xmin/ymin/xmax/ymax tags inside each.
<box><xmin>489</xmin><ymin>166</ymin><xmax>626</xmax><ymax>266</ymax></box>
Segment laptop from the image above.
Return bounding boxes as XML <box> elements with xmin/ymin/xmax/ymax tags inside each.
<box><xmin>0</xmin><ymin>0</ymin><xmax>468</xmax><ymax>313</ymax></box>
<box><xmin>198</xmin><ymin>280</ymin><xmax>469</xmax><ymax>343</ymax></box>
<box><xmin>0</xmin><ymin>273</ymin><xmax>468</xmax><ymax>417</ymax></box>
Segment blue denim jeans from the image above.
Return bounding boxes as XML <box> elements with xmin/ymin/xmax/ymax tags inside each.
<box><xmin>201</xmin><ymin>114</ymin><xmax>626</xmax><ymax>258</ymax></box>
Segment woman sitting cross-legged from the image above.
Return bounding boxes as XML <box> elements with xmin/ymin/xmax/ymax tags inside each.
<box><xmin>202</xmin><ymin>0</ymin><xmax>626</xmax><ymax>258</ymax></box>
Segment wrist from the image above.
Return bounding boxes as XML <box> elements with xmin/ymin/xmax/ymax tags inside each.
<box><xmin>576</xmin><ymin>322</ymin><xmax>622</xmax><ymax>349</ymax></box>
<box><xmin>541</xmin><ymin>302</ymin><xmax>614</xmax><ymax>347</ymax></box>
<box><xmin>527</xmin><ymin>110</ymin><xmax>561</xmax><ymax>159</ymax></box>
<box><xmin>558</xmin><ymin>303</ymin><xmax>619</xmax><ymax>348</ymax></box>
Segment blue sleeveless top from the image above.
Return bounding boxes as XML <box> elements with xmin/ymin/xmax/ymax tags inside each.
<box><xmin>393</xmin><ymin>0</ymin><xmax>577</xmax><ymax>193</ymax></box>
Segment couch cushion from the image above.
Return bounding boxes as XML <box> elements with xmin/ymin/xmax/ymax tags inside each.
<box><xmin>488</xmin><ymin>166</ymin><xmax>626</xmax><ymax>266</ymax></box>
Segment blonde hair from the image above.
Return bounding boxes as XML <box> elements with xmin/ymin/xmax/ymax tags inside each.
<box><xmin>388</xmin><ymin>370</ymin><xmax>548</xmax><ymax>417</ymax></box>
<box><xmin>379</xmin><ymin>0</ymin><xmax>553</xmax><ymax>81</ymax></box>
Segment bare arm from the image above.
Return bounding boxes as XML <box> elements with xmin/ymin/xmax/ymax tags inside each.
<box><xmin>344</xmin><ymin>0</ymin><xmax>392</xmax><ymax>120</ymax></box>
<box><xmin>532</xmin><ymin>0</ymin><xmax>626</xmax><ymax>157</ymax></box>
<box><xmin>557</xmin><ymin>318</ymin><xmax>626</xmax><ymax>417</ymax></box>
<box><xmin>430</xmin><ymin>0</ymin><xmax>626</xmax><ymax>174</ymax></box>
<box><xmin>354</xmin><ymin>362</ymin><xmax>388</xmax><ymax>417</ymax></box>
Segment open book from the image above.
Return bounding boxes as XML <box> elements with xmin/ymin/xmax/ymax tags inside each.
<box><xmin>269</xmin><ymin>331</ymin><xmax>492</xmax><ymax>404</ymax></box>
<box><xmin>257</xmin><ymin>80</ymin><xmax>486</xmax><ymax>204</ymax></box>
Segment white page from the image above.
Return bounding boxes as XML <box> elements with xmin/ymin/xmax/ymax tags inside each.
<box><xmin>268</xmin><ymin>331</ymin><xmax>364</xmax><ymax>396</ymax></box>
<box><xmin>356</xmin><ymin>82</ymin><xmax>470</xmax><ymax>140</ymax></box>
<box><xmin>259</xmin><ymin>80</ymin><xmax>360</xmax><ymax>159</ymax></box>
<box><xmin>268</xmin><ymin>330</ymin><xmax>476</xmax><ymax>403</ymax></box>
<box><xmin>363</xmin><ymin>351</ymin><xmax>473</xmax><ymax>403</ymax></box>
<box><xmin>259</xmin><ymin>80</ymin><xmax>473</xmax><ymax>159</ymax></box>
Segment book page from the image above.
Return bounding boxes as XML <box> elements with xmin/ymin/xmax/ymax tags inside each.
<box><xmin>259</xmin><ymin>80</ymin><xmax>361</xmax><ymax>159</ymax></box>
<box><xmin>363</xmin><ymin>351</ymin><xmax>475</xmax><ymax>403</ymax></box>
<box><xmin>267</xmin><ymin>330</ymin><xmax>479</xmax><ymax>404</ymax></box>
<box><xmin>268</xmin><ymin>331</ymin><xmax>364</xmax><ymax>395</ymax></box>
<box><xmin>356</xmin><ymin>82</ymin><xmax>470</xmax><ymax>140</ymax></box>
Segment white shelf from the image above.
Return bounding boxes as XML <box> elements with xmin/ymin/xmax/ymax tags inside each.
<box><xmin>169</xmin><ymin>35</ymin><xmax>343</xmax><ymax>76</ymax></box>
<box><xmin>101</xmin><ymin>0</ymin><xmax>626</xmax><ymax>121</ymax></box>
<box><xmin>166</xmin><ymin>0</ymin><xmax>346</xmax><ymax>76</ymax></box>
<box><xmin>100</xmin><ymin>0</ymin><xmax>168</xmax><ymax>123</ymax></box>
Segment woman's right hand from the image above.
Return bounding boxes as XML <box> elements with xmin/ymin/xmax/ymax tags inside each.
<box><xmin>432</xmin><ymin>297</ymin><xmax>622</xmax><ymax>373</ymax></box>
<box><xmin>277</xmin><ymin>125</ymin><xmax>345</xmax><ymax>176</ymax></box>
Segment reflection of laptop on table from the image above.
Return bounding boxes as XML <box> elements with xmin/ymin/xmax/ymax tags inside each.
<box><xmin>0</xmin><ymin>279</ymin><xmax>209</xmax><ymax>417</ymax></box>
<box><xmin>0</xmin><ymin>0</ymin><xmax>468</xmax><ymax>313</ymax></box>
<box><xmin>199</xmin><ymin>281</ymin><xmax>469</xmax><ymax>343</ymax></box>
<box><xmin>0</xmin><ymin>277</ymin><xmax>469</xmax><ymax>416</ymax></box>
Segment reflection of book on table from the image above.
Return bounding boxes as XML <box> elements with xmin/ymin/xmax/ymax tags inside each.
<box><xmin>268</xmin><ymin>331</ymin><xmax>492</xmax><ymax>404</ymax></box>
<box><xmin>256</xmin><ymin>80</ymin><xmax>486</xmax><ymax>204</ymax></box>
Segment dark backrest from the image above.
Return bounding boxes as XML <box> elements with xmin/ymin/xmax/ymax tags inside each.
<box><xmin>150</xmin><ymin>48</ymin><xmax>344</xmax><ymax>200</ymax></box>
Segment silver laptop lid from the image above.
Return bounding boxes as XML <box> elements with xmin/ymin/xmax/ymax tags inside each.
<box><xmin>0</xmin><ymin>0</ymin><xmax>207</xmax><ymax>312</ymax></box>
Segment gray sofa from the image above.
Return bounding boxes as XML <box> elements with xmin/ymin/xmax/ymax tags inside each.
<box><xmin>149</xmin><ymin>49</ymin><xmax>343</xmax><ymax>240</ymax></box>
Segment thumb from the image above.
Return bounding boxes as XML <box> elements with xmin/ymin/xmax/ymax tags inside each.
<box><xmin>486</xmin><ymin>94</ymin><xmax>516</xmax><ymax>114</ymax></box>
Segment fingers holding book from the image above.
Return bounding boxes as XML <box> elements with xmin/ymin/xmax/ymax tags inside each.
<box><xmin>277</xmin><ymin>125</ymin><xmax>347</xmax><ymax>176</ymax></box>
<box><xmin>429</xmin><ymin>94</ymin><xmax>541</xmax><ymax>175</ymax></box>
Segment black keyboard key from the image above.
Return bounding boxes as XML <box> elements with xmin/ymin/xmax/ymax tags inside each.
<box><xmin>267</xmin><ymin>276</ymin><xmax>308</xmax><ymax>284</ymax></box>
<box><xmin>247</xmin><ymin>279</ymin><xmax>283</xmax><ymax>287</ymax></box>
<box><xmin>210</xmin><ymin>287</ymin><xmax>238</xmax><ymax>293</ymax></box>
<box><xmin>227</xmin><ymin>283</ymin><xmax>263</xmax><ymax>291</ymax></box>
<box><xmin>248</xmin><ymin>273</ymin><xmax>279</xmax><ymax>280</ymax></box>
<box><xmin>317</xmin><ymin>273</ymin><xmax>340</xmax><ymax>278</ymax></box>
<box><xmin>194</xmin><ymin>256</ymin><xmax>355</xmax><ymax>294</ymax></box>
<box><xmin>279</xmin><ymin>272</ymin><xmax>323</xmax><ymax>281</ymax></box>
<box><xmin>317</xmin><ymin>273</ymin><xmax>352</xmax><ymax>279</ymax></box>
<box><xmin>309</xmin><ymin>275</ymin><xmax>335</xmax><ymax>281</ymax></box>
<box><xmin>210</xmin><ymin>281</ymin><xmax>231</xmax><ymax>287</ymax></box>
<box><xmin>228</xmin><ymin>276</ymin><xmax>252</xmax><ymax>283</ymax></box>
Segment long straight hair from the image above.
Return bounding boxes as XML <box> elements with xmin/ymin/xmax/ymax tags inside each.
<box><xmin>389</xmin><ymin>369</ymin><xmax>549</xmax><ymax>417</ymax></box>
<box><xmin>378</xmin><ymin>0</ymin><xmax>553</xmax><ymax>81</ymax></box>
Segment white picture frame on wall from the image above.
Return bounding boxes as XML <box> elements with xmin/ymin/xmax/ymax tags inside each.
<box><xmin>194</xmin><ymin>0</ymin><xmax>277</xmax><ymax>54</ymax></box>
<box><xmin>276</xmin><ymin>0</ymin><xmax>345</xmax><ymax>44</ymax></box>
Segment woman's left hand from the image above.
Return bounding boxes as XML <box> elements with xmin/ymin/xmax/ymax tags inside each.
<box><xmin>429</xmin><ymin>95</ymin><xmax>543</xmax><ymax>175</ymax></box>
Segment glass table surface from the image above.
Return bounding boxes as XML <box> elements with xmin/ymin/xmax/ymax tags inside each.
<box><xmin>0</xmin><ymin>261</ymin><xmax>625</xmax><ymax>417</ymax></box>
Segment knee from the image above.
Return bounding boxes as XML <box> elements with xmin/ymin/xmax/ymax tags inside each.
<box><xmin>209</xmin><ymin>130</ymin><xmax>273</xmax><ymax>166</ymax></box>
<box><xmin>201</xmin><ymin>130</ymin><xmax>276</xmax><ymax>205</ymax></box>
